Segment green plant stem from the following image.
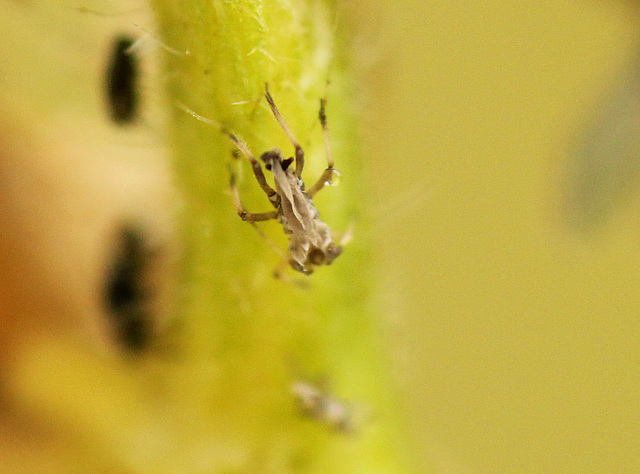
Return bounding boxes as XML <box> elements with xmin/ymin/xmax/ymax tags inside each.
<box><xmin>150</xmin><ymin>0</ymin><xmax>417</xmax><ymax>471</ymax></box>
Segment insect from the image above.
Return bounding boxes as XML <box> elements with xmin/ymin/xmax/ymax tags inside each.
<box><xmin>105</xmin><ymin>35</ymin><xmax>139</xmax><ymax>124</ymax></box>
<box><xmin>291</xmin><ymin>380</ymin><xmax>354</xmax><ymax>432</ymax></box>
<box><xmin>228</xmin><ymin>84</ymin><xmax>343</xmax><ymax>276</ymax></box>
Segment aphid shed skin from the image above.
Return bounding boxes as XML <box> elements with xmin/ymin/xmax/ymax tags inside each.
<box><xmin>105</xmin><ymin>35</ymin><xmax>139</xmax><ymax>124</ymax></box>
<box><xmin>229</xmin><ymin>84</ymin><xmax>343</xmax><ymax>276</ymax></box>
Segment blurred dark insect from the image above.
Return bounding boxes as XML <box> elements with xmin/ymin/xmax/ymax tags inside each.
<box><xmin>105</xmin><ymin>226</ymin><xmax>153</xmax><ymax>352</ymax></box>
<box><xmin>564</xmin><ymin>57</ymin><xmax>640</xmax><ymax>231</ymax></box>
<box><xmin>105</xmin><ymin>35</ymin><xmax>139</xmax><ymax>124</ymax></box>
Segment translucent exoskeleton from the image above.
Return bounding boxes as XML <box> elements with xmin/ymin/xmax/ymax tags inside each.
<box><xmin>228</xmin><ymin>84</ymin><xmax>345</xmax><ymax>276</ymax></box>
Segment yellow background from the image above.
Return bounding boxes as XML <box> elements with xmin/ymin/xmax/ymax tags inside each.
<box><xmin>363</xmin><ymin>1</ymin><xmax>640</xmax><ymax>471</ymax></box>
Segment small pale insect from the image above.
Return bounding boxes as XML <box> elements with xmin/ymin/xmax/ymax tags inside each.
<box><xmin>228</xmin><ymin>84</ymin><xmax>344</xmax><ymax>276</ymax></box>
<box><xmin>291</xmin><ymin>380</ymin><xmax>354</xmax><ymax>432</ymax></box>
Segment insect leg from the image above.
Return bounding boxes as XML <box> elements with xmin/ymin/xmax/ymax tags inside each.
<box><xmin>247</xmin><ymin>221</ymin><xmax>307</xmax><ymax>287</ymax></box>
<box><xmin>229</xmin><ymin>167</ymin><xmax>278</xmax><ymax>221</ymax></box>
<box><xmin>307</xmin><ymin>98</ymin><xmax>336</xmax><ymax>198</ymax></box>
<box><xmin>337</xmin><ymin>223</ymin><xmax>354</xmax><ymax>247</ymax></box>
<box><xmin>271</xmin><ymin>253</ymin><xmax>292</xmax><ymax>280</ymax></box>
<box><xmin>271</xmin><ymin>257</ymin><xmax>311</xmax><ymax>288</ymax></box>
<box><xmin>264</xmin><ymin>83</ymin><xmax>305</xmax><ymax>178</ymax></box>
<box><xmin>228</xmin><ymin>133</ymin><xmax>279</xmax><ymax>207</ymax></box>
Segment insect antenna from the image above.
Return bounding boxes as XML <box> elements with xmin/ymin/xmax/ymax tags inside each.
<box><xmin>264</xmin><ymin>83</ymin><xmax>305</xmax><ymax>177</ymax></box>
<box><xmin>319</xmin><ymin>98</ymin><xmax>335</xmax><ymax>169</ymax></box>
<box><xmin>307</xmin><ymin>97</ymin><xmax>339</xmax><ymax>198</ymax></box>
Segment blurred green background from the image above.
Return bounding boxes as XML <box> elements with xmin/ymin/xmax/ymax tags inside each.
<box><xmin>2</xmin><ymin>0</ymin><xmax>640</xmax><ymax>472</ymax></box>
